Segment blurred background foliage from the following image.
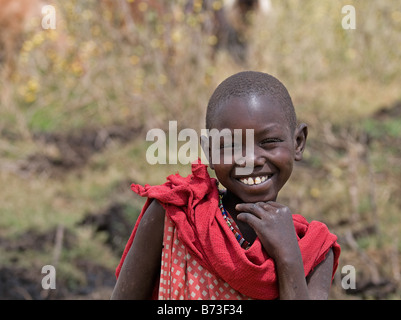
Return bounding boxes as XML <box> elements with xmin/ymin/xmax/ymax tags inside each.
<box><xmin>0</xmin><ymin>0</ymin><xmax>401</xmax><ymax>299</ymax></box>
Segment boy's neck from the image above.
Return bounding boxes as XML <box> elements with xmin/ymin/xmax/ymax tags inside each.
<box><xmin>222</xmin><ymin>190</ymin><xmax>258</xmax><ymax>244</ymax></box>
<box><xmin>221</xmin><ymin>190</ymin><xmax>242</xmax><ymax>216</ymax></box>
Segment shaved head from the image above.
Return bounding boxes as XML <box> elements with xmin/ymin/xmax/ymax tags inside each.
<box><xmin>206</xmin><ymin>71</ymin><xmax>297</xmax><ymax>132</ymax></box>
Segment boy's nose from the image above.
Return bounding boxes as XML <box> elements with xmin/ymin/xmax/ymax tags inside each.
<box><xmin>234</xmin><ymin>146</ymin><xmax>266</xmax><ymax>174</ymax></box>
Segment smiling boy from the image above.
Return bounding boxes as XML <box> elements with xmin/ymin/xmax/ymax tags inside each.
<box><xmin>112</xmin><ymin>71</ymin><xmax>340</xmax><ymax>300</ymax></box>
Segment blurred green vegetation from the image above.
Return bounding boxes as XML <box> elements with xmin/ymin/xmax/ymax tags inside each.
<box><xmin>1</xmin><ymin>0</ymin><xmax>401</xmax><ymax>299</ymax></box>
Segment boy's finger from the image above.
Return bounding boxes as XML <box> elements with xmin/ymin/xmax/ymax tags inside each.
<box><xmin>236</xmin><ymin>202</ymin><xmax>279</xmax><ymax>216</ymax></box>
<box><xmin>262</xmin><ymin>201</ymin><xmax>284</xmax><ymax>209</ymax></box>
<box><xmin>237</xmin><ymin>212</ymin><xmax>260</xmax><ymax>229</ymax></box>
<box><xmin>235</xmin><ymin>202</ymin><xmax>266</xmax><ymax>218</ymax></box>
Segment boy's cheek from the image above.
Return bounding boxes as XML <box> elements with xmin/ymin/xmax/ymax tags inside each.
<box><xmin>212</xmin><ymin>163</ymin><xmax>231</xmax><ymax>178</ymax></box>
<box><xmin>269</xmin><ymin>150</ymin><xmax>294</xmax><ymax>180</ymax></box>
<box><xmin>271</xmin><ymin>147</ymin><xmax>294</xmax><ymax>164</ymax></box>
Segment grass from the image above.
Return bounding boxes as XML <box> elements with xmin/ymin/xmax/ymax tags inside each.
<box><xmin>1</xmin><ymin>0</ymin><xmax>401</xmax><ymax>299</ymax></box>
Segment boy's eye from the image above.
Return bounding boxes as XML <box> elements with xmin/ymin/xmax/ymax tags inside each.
<box><xmin>260</xmin><ymin>138</ymin><xmax>283</xmax><ymax>145</ymax></box>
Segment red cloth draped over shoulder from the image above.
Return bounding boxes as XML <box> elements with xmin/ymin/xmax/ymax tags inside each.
<box><xmin>116</xmin><ymin>160</ymin><xmax>341</xmax><ymax>300</ymax></box>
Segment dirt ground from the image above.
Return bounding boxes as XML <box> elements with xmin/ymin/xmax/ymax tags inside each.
<box><xmin>0</xmin><ymin>206</ymin><xmax>126</xmax><ymax>300</ymax></box>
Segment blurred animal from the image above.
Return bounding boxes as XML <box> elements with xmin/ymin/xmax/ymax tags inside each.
<box><xmin>103</xmin><ymin>0</ymin><xmax>272</xmax><ymax>64</ymax></box>
<box><xmin>0</xmin><ymin>0</ymin><xmax>44</xmax><ymax>77</ymax></box>
<box><xmin>186</xmin><ymin>0</ymin><xmax>272</xmax><ymax>63</ymax></box>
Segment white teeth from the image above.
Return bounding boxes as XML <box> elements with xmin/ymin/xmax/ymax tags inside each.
<box><xmin>239</xmin><ymin>175</ymin><xmax>270</xmax><ymax>185</ymax></box>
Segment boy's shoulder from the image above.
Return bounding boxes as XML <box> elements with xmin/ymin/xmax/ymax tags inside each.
<box><xmin>131</xmin><ymin>161</ymin><xmax>218</xmax><ymax>206</ymax></box>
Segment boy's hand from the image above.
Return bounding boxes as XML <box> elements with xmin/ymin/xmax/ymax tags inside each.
<box><xmin>235</xmin><ymin>202</ymin><xmax>300</xmax><ymax>262</ymax></box>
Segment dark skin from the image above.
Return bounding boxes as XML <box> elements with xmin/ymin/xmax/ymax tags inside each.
<box><xmin>111</xmin><ymin>94</ymin><xmax>334</xmax><ymax>300</ymax></box>
<box><xmin>111</xmin><ymin>199</ymin><xmax>165</xmax><ymax>300</ymax></box>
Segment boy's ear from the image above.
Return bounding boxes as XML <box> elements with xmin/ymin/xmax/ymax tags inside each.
<box><xmin>294</xmin><ymin>123</ymin><xmax>308</xmax><ymax>161</ymax></box>
<box><xmin>200</xmin><ymin>135</ymin><xmax>214</xmax><ymax>170</ymax></box>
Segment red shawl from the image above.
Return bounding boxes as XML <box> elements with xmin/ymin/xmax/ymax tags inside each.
<box><xmin>116</xmin><ymin>161</ymin><xmax>340</xmax><ymax>300</ymax></box>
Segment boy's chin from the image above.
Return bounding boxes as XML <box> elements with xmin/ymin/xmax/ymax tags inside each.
<box><xmin>234</xmin><ymin>191</ymin><xmax>278</xmax><ymax>204</ymax></box>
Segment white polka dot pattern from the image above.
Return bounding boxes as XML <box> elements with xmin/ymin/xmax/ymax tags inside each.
<box><xmin>158</xmin><ymin>215</ymin><xmax>250</xmax><ymax>300</ymax></box>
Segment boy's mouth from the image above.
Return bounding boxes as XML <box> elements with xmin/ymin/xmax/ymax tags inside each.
<box><xmin>237</xmin><ymin>174</ymin><xmax>274</xmax><ymax>186</ymax></box>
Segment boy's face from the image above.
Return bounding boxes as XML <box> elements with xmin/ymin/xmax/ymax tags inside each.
<box><xmin>202</xmin><ymin>94</ymin><xmax>307</xmax><ymax>204</ymax></box>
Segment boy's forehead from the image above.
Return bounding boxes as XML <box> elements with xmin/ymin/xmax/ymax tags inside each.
<box><xmin>214</xmin><ymin>94</ymin><xmax>289</xmax><ymax>127</ymax></box>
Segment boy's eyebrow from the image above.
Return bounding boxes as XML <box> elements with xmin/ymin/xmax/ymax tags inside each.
<box><xmin>257</xmin><ymin>123</ymin><xmax>284</xmax><ymax>133</ymax></box>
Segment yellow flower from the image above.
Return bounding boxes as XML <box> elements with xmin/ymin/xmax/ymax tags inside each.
<box><xmin>212</xmin><ymin>0</ymin><xmax>223</xmax><ymax>11</ymax></box>
<box><xmin>158</xmin><ymin>74</ymin><xmax>167</xmax><ymax>85</ymax></box>
<box><xmin>171</xmin><ymin>29</ymin><xmax>182</xmax><ymax>43</ymax></box>
<box><xmin>71</xmin><ymin>61</ymin><xmax>83</xmax><ymax>76</ymax></box>
<box><xmin>207</xmin><ymin>35</ymin><xmax>218</xmax><ymax>46</ymax></box>
<box><xmin>193</xmin><ymin>0</ymin><xmax>203</xmax><ymax>13</ymax></box>
<box><xmin>346</xmin><ymin>48</ymin><xmax>357</xmax><ymax>61</ymax></box>
<box><xmin>24</xmin><ymin>92</ymin><xmax>37</xmax><ymax>103</ymax></box>
<box><xmin>22</xmin><ymin>40</ymin><xmax>33</xmax><ymax>53</ymax></box>
<box><xmin>27</xmin><ymin>78</ymin><xmax>39</xmax><ymax>92</ymax></box>
<box><xmin>331</xmin><ymin>167</ymin><xmax>343</xmax><ymax>178</ymax></box>
<box><xmin>32</xmin><ymin>32</ymin><xmax>45</xmax><ymax>46</ymax></box>
<box><xmin>82</xmin><ymin>9</ymin><xmax>92</xmax><ymax>20</ymax></box>
<box><xmin>391</xmin><ymin>11</ymin><xmax>401</xmax><ymax>23</ymax></box>
<box><xmin>91</xmin><ymin>25</ymin><xmax>101</xmax><ymax>37</ymax></box>
<box><xmin>103</xmin><ymin>41</ymin><xmax>114</xmax><ymax>52</ymax></box>
<box><xmin>46</xmin><ymin>29</ymin><xmax>59</xmax><ymax>41</ymax></box>
<box><xmin>138</xmin><ymin>2</ymin><xmax>148</xmax><ymax>12</ymax></box>
<box><xmin>310</xmin><ymin>187</ymin><xmax>321</xmax><ymax>199</ymax></box>
<box><xmin>130</xmin><ymin>55</ymin><xmax>140</xmax><ymax>65</ymax></box>
<box><xmin>18</xmin><ymin>78</ymin><xmax>40</xmax><ymax>103</ymax></box>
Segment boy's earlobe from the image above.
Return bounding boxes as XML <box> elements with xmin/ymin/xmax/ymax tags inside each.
<box><xmin>294</xmin><ymin>123</ymin><xmax>308</xmax><ymax>161</ymax></box>
<box><xmin>200</xmin><ymin>135</ymin><xmax>214</xmax><ymax>169</ymax></box>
